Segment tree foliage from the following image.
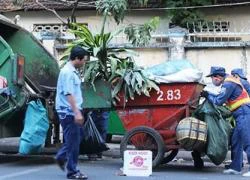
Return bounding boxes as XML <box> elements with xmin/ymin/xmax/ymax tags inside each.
<box><xmin>163</xmin><ymin>0</ymin><xmax>214</xmax><ymax>28</ymax></box>
<box><xmin>96</xmin><ymin>0</ymin><xmax>127</xmax><ymax>25</ymax></box>
<box><xmin>64</xmin><ymin>0</ymin><xmax>160</xmax><ymax>105</ymax></box>
<box><xmin>125</xmin><ymin>17</ymin><xmax>160</xmax><ymax>46</ymax></box>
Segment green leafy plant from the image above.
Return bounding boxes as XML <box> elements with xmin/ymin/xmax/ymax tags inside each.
<box><xmin>63</xmin><ymin>0</ymin><xmax>160</xmax><ymax>105</ymax></box>
<box><xmin>12</xmin><ymin>0</ymin><xmax>24</xmax><ymax>6</ymax></box>
<box><xmin>109</xmin><ymin>56</ymin><xmax>159</xmax><ymax>104</ymax></box>
<box><xmin>65</xmin><ymin>23</ymin><xmax>159</xmax><ymax>105</ymax></box>
<box><xmin>124</xmin><ymin>17</ymin><xmax>160</xmax><ymax>46</ymax></box>
<box><xmin>96</xmin><ymin>0</ymin><xmax>127</xmax><ymax>25</ymax></box>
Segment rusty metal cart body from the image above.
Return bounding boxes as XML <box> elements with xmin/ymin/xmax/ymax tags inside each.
<box><xmin>115</xmin><ymin>82</ymin><xmax>204</xmax><ymax>167</ymax></box>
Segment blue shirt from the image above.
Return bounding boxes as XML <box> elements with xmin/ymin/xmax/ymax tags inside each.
<box><xmin>55</xmin><ymin>61</ymin><xmax>83</xmax><ymax>115</ymax></box>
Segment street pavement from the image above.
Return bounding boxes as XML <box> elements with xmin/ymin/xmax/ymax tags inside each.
<box><xmin>0</xmin><ymin>153</ymin><xmax>249</xmax><ymax>180</ymax></box>
<box><xmin>0</xmin><ymin>137</ymin><xmax>247</xmax><ymax>165</ymax></box>
<box><xmin>103</xmin><ymin>142</ymin><xmax>248</xmax><ymax>163</ymax></box>
<box><xmin>0</xmin><ymin>137</ymin><xmax>249</xmax><ymax>180</ymax></box>
<box><xmin>0</xmin><ymin>136</ymin><xmax>247</xmax><ymax>163</ymax></box>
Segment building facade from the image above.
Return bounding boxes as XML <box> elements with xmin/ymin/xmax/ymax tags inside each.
<box><xmin>1</xmin><ymin>1</ymin><xmax>250</xmax><ymax>82</ymax></box>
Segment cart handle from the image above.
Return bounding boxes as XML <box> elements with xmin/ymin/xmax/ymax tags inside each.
<box><xmin>188</xmin><ymin>97</ymin><xmax>201</xmax><ymax>109</ymax></box>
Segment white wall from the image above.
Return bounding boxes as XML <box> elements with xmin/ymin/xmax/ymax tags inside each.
<box><xmin>3</xmin><ymin>10</ymin><xmax>168</xmax><ymax>33</ymax></box>
<box><xmin>3</xmin><ymin>10</ymin><xmax>168</xmax><ymax>67</ymax></box>
<box><xmin>3</xmin><ymin>7</ymin><xmax>250</xmax><ymax>78</ymax></box>
<box><xmin>133</xmin><ymin>48</ymin><xmax>168</xmax><ymax>67</ymax></box>
<box><xmin>187</xmin><ymin>48</ymin><xmax>248</xmax><ymax>82</ymax></box>
<box><xmin>203</xmin><ymin>6</ymin><xmax>250</xmax><ymax>33</ymax></box>
<box><xmin>4</xmin><ymin>6</ymin><xmax>250</xmax><ymax>35</ymax></box>
<box><xmin>4</xmin><ymin>6</ymin><xmax>250</xmax><ymax>32</ymax></box>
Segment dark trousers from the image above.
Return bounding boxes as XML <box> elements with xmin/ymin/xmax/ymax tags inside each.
<box><xmin>91</xmin><ymin>110</ymin><xmax>109</xmax><ymax>141</ymax></box>
<box><xmin>230</xmin><ymin>105</ymin><xmax>250</xmax><ymax>172</ymax></box>
<box><xmin>56</xmin><ymin>113</ymin><xmax>84</xmax><ymax>176</ymax></box>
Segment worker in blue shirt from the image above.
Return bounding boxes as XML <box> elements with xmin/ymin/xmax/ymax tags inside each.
<box><xmin>55</xmin><ymin>46</ymin><xmax>90</xmax><ymax>179</ymax></box>
<box><xmin>201</xmin><ymin>66</ymin><xmax>250</xmax><ymax>177</ymax></box>
<box><xmin>231</xmin><ymin>68</ymin><xmax>250</xmax><ymax>95</ymax></box>
<box><xmin>226</xmin><ymin>68</ymin><xmax>250</xmax><ymax>169</ymax></box>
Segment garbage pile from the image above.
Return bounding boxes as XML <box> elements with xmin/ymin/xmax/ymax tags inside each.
<box><xmin>176</xmin><ymin>100</ymin><xmax>232</xmax><ymax>165</ymax></box>
<box><xmin>145</xmin><ymin>59</ymin><xmax>203</xmax><ymax>83</ymax></box>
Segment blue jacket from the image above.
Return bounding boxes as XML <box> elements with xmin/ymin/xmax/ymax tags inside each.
<box><xmin>240</xmin><ymin>78</ymin><xmax>250</xmax><ymax>95</ymax></box>
<box><xmin>207</xmin><ymin>80</ymin><xmax>250</xmax><ymax>117</ymax></box>
<box><xmin>207</xmin><ymin>81</ymin><xmax>242</xmax><ymax>106</ymax></box>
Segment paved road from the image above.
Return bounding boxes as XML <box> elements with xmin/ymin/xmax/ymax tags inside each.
<box><xmin>0</xmin><ymin>155</ymin><xmax>249</xmax><ymax>180</ymax></box>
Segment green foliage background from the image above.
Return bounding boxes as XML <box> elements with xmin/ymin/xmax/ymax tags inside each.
<box><xmin>162</xmin><ymin>0</ymin><xmax>214</xmax><ymax>28</ymax></box>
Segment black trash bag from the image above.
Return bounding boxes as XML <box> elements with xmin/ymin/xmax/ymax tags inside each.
<box><xmin>193</xmin><ymin>100</ymin><xmax>232</xmax><ymax>165</ymax></box>
<box><xmin>80</xmin><ymin>113</ymin><xmax>109</xmax><ymax>155</ymax></box>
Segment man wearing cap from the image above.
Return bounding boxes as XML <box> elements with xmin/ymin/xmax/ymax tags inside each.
<box><xmin>226</xmin><ymin>68</ymin><xmax>250</xmax><ymax>169</ymax></box>
<box><xmin>201</xmin><ymin>66</ymin><xmax>250</xmax><ymax>176</ymax></box>
<box><xmin>231</xmin><ymin>68</ymin><xmax>250</xmax><ymax>95</ymax></box>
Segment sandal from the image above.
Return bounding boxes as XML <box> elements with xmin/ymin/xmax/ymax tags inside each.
<box><xmin>67</xmin><ymin>172</ymin><xmax>88</xmax><ymax>179</ymax></box>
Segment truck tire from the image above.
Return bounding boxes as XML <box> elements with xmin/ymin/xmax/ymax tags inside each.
<box><xmin>120</xmin><ymin>126</ymin><xmax>165</xmax><ymax>168</ymax></box>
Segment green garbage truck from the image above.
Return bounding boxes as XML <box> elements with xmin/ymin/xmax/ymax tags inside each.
<box><xmin>0</xmin><ymin>15</ymin><xmax>60</xmax><ymax>148</ymax></box>
<box><xmin>0</xmin><ymin>15</ymin><xmax>125</xmax><ymax>152</ymax></box>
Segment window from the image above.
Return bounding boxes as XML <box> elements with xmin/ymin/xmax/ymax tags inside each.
<box><xmin>33</xmin><ymin>23</ymin><xmax>68</xmax><ymax>33</ymax></box>
<box><xmin>187</xmin><ymin>21</ymin><xmax>242</xmax><ymax>42</ymax></box>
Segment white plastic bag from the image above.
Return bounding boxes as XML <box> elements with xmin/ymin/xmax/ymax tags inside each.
<box><xmin>150</xmin><ymin>68</ymin><xmax>203</xmax><ymax>83</ymax></box>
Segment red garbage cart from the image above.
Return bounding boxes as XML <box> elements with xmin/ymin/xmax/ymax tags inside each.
<box><xmin>115</xmin><ymin>82</ymin><xmax>204</xmax><ymax>167</ymax></box>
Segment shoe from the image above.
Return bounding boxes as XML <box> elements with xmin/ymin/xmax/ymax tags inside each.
<box><xmin>225</xmin><ymin>163</ymin><xmax>244</xmax><ymax>169</ymax></box>
<box><xmin>97</xmin><ymin>152</ymin><xmax>102</xmax><ymax>159</ymax></box>
<box><xmin>67</xmin><ymin>172</ymin><xmax>88</xmax><ymax>179</ymax></box>
<box><xmin>87</xmin><ymin>154</ymin><xmax>97</xmax><ymax>161</ymax></box>
<box><xmin>223</xmin><ymin>169</ymin><xmax>241</xmax><ymax>175</ymax></box>
<box><xmin>242</xmin><ymin>171</ymin><xmax>250</xmax><ymax>177</ymax></box>
<box><xmin>55</xmin><ymin>158</ymin><xmax>65</xmax><ymax>171</ymax></box>
<box><xmin>191</xmin><ymin>152</ymin><xmax>204</xmax><ymax>169</ymax></box>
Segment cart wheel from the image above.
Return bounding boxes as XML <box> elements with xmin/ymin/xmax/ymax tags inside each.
<box><xmin>161</xmin><ymin>149</ymin><xmax>179</xmax><ymax>164</ymax></box>
<box><xmin>120</xmin><ymin>126</ymin><xmax>165</xmax><ymax>168</ymax></box>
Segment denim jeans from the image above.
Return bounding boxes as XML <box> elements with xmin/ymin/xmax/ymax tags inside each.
<box><xmin>56</xmin><ymin>113</ymin><xmax>84</xmax><ymax>176</ymax></box>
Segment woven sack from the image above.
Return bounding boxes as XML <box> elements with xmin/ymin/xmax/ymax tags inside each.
<box><xmin>176</xmin><ymin>117</ymin><xmax>207</xmax><ymax>151</ymax></box>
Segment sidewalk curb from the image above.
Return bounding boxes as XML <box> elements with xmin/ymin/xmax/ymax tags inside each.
<box><xmin>103</xmin><ymin>143</ymin><xmax>248</xmax><ymax>164</ymax></box>
<box><xmin>0</xmin><ymin>138</ymin><xmax>246</xmax><ymax>165</ymax></box>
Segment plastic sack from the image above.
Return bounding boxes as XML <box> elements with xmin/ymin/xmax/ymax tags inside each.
<box><xmin>19</xmin><ymin>100</ymin><xmax>49</xmax><ymax>154</ymax></box>
<box><xmin>145</xmin><ymin>59</ymin><xmax>195</xmax><ymax>76</ymax></box>
<box><xmin>193</xmin><ymin>100</ymin><xmax>232</xmax><ymax>165</ymax></box>
<box><xmin>150</xmin><ymin>68</ymin><xmax>203</xmax><ymax>83</ymax></box>
<box><xmin>80</xmin><ymin>113</ymin><xmax>109</xmax><ymax>154</ymax></box>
